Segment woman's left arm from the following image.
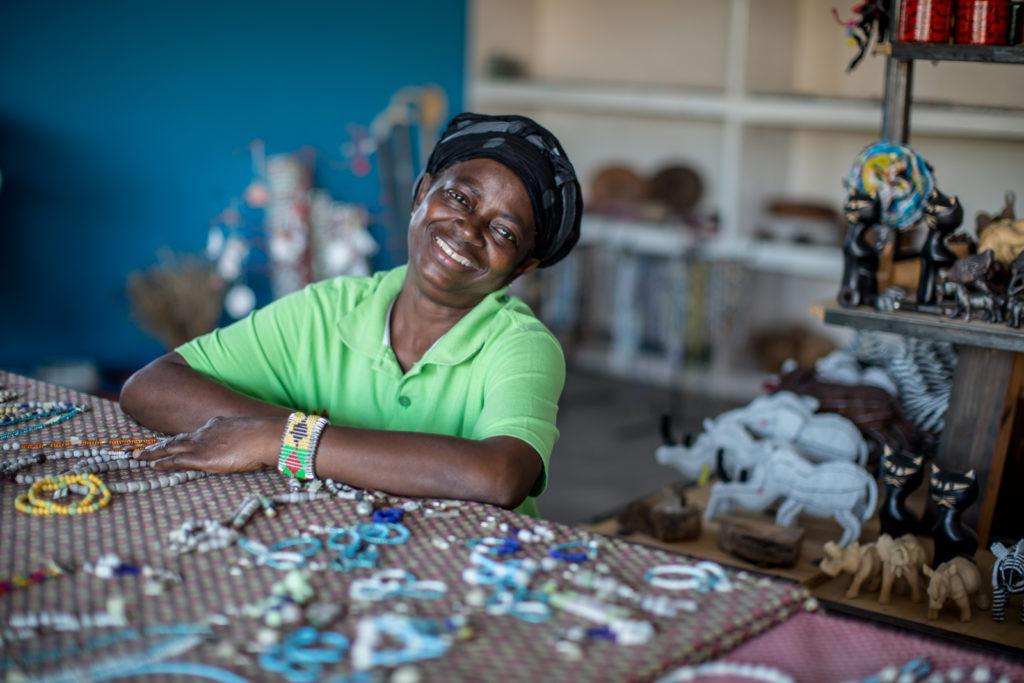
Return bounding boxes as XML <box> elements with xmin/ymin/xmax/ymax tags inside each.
<box><xmin>134</xmin><ymin>418</ymin><xmax>542</xmax><ymax>509</ymax></box>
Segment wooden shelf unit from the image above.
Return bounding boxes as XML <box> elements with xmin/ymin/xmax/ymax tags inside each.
<box><xmin>885</xmin><ymin>42</ymin><xmax>1024</xmax><ymax>65</ymax></box>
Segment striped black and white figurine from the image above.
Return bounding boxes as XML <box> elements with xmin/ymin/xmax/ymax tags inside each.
<box><xmin>990</xmin><ymin>538</ymin><xmax>1024</xmax><ymax>623</ymax></box>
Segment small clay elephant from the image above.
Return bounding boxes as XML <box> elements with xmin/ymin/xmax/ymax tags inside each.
<box><xmin>820</xmin><ymin>540</ymin><xmax>881</xmax><ymax>599</ymax></box>
<box><xmin>876</xmin><ymin>533</ymin><xmax>928</xmax><ymax>605</ymax></box>
<box><xmin>922</xmin><ymin>556</ymin><xmax>990</xmax><ymax>622</ymax></box>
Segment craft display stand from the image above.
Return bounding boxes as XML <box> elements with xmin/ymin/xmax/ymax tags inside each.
<box><xmin>819</xmin><ymin>303</ymin><xmax>1024</xmax><ymax>548</ymax></box>
<box><xmin>0</xmin><ymin>371</ymin><xmax>814</xmax><ymax>682</ymax></box>
<box><xmin>585</xmin><ymin>482</ymin><xmax>1024</xmax><ymax>653</ymax></box>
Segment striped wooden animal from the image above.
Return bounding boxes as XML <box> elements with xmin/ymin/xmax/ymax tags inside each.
<box><xmin>990</xmin><ymin>539</ymin><xmax>1024</xmax><ymax>623</ymax></box>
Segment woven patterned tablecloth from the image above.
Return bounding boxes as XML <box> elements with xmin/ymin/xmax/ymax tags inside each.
<box><xmin>0</xmin><ymin>371</ymin><xmax>811</xmax><ymax>682</ymax></box>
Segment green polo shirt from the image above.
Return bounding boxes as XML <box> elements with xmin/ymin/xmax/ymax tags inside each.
<box><xmin>175</xmin><ymin>265</ymin><xmax>565</xmax><ymax>516</ymax></box>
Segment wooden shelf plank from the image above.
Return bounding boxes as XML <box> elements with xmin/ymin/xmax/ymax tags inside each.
<box><xmin>887</xmin><ymin>42</ymin><xmax>1024</xmax><ymax>65</ymax></box>
<box><xmin>822</xmin><ymin>303</ymin><xmax>1024</xmax><ymax>353</ymax></box>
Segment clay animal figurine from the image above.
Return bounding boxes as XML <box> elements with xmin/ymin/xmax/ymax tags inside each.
<box><xmin>1004</xmin><ymin>250</ymin><xmax>1024</xmax><ymax>329</ymax></box>
<box><xmin>772</xmin><ymin>366</ymin><xmax>926</xmax><ymax>460</ymax></box>
<box><xmin>838</xmin><ymin>188</ymin><xmax>883</xmax><ymax>308</ymax></box>
<box><xmin>990</xmin><ymin>539</ymin><xmax>1024</xmax><ymax>623</ymax></box>
<box><xmin>875</xmin><ymin>533</ymin><xmax>928</xmax><ymax>604</ymax></box>
<box><xmin>929</xmin><ymin>465</ymin><xmax>979</xmax><ymax>567</ymax></box>
<box><xmin>705</xmin><ymin>445</ymin><xmax>878</xmax><ymax>548</ymax></box>
<box><xmin>922</xmin><ymin>556</ymin><xmax>989</xmax><ymax>622</ymax></box>
<box><xmin>878</xmin><ymin>447</ymin><xmax>926</xmax><ymax>538</ymax></box>
<box><xmin>730</xmin><ymin>392</ymin><xmax>869</xmax><ymax>466</ymax></box>
<box><xmin>917</xmin><ymin>189</ymin><xmax>964</xmax><ymax>305</ymax></box>
<box><xmin>977</xmin><ymin>191</ymin><xmax>1024</xmax><ymax>266</ymax></box>
<box><xmin>937</xmin><ymin>250</ymin><xmax>1002</xmax><ymax>322</ymax></box>
<box><xmin>820</xmin><ymin>540</ymin><xmax>881</xmax><ymax>598</ymax></box>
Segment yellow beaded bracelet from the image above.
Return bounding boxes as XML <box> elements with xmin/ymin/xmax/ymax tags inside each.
<box><xmin>15</xmin><ymin>473</ymin><xmax>112</xmax><ymax>516</ymax></box>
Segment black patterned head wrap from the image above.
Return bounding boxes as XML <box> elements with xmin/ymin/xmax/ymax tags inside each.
<box><xmin>419</xmin><ymin>112</ymin><xmax>582</xmax><ymax>268</ymax></box>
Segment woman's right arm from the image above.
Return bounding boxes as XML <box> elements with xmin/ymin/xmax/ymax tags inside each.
<box><xmin>119</xmin><ymin>352</ymin><xmax>291</xmax><ymax>435</ymax></box>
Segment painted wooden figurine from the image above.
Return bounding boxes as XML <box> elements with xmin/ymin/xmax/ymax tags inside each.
<box><xmin>928</xmin><ymin>464</ymin><xmax>979</xmax><ymax>567</ymax></box>
<box><xmin>878</xmin><ymin>447</ymin><xmax>926</xmax><ymax>538</ymax></box>
<box><xmin>705</xmin><ymin>445</ymin><xmax>877</xmax><ymax>548</ymax></box>
<box><xmin>922</xmin><ymin>556</ymin><xmax>989</xmax><ymax>622</ymax></box>
<box><xmin>820</xmin><ymin>540</ymin><xmax>881</xmax><ymax>598</ymax></box>
<box><xmin>876</xmin><ymin>533</ymin><xmax>928</xmax><ymax>604</ymax></box>
<box><xmin>990</xmin><ymin>539</ymin><xmax>1024</xmax><ymax>623</ymax></box>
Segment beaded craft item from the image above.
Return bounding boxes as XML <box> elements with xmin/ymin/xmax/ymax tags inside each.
<box><xmin>0</xmin><ymin>561</ymin><xmax>65</xmax><ymax>596</ymax></box>
<box><xmin>278</xmin><ymin>412</ymin><xmax>329</xmax><ymax>480</ymax></box>
<box><xmin>14</xmin><ymin>473</ymin><xmax>112</xmax><ymax>516</ymax></box>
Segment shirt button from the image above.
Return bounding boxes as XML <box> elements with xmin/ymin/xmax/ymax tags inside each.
<box><xmin>398</xmin><ymin>396</ymin><xmax>411</xmax><ymax>407</ymax></box>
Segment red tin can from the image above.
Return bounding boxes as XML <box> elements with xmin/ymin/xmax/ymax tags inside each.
<box><xmin>899</xmin><ymin>0</ymin><xmax>954</xmax><ymax>43</ymax></box>
<box><xmin>955</xmin><ymin>0</ymin><xmax>1011</xmax><ymax>45</ymax></box>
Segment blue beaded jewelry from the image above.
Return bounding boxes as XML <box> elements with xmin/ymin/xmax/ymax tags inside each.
<box><xmin>467</xmin><ymin>536</ymin><xmax>521</xmax><ymax>556</ymax></box>
<box><xmin>371</xmin><ymin>507</ymin><xmax>404</xmax><ymax>524</ymax></box>
<box><xmin>260</xmin><ymin>626</ymin><xmax>350</xmax><ymax>683</ymax></box>
<box><xmin>326</xmin><ymin>527</ymin><xmax>379</xmax><ymax>572</ymax></box>
<box><xmin>356</xmin><ymin>522</ymin><xmax>410</xmax><ymax>545</ymax></box>
<box><xmin>548</xmin><ymin>540</ymin><xmax>591</xmax><ymax>563</ymax></box>
<box><xmin>1</xmin><ymin>406</ymin><xmax>83</xmax><ymax>440</ymax></box>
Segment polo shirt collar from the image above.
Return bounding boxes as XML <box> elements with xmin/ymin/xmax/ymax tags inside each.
<box><xmin>336</xmin><ymin>265</ymin><xmax>510</xmax><ymax>368</ymax></box>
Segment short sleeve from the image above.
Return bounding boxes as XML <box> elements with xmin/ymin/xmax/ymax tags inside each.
<box><xmin>175</xmin><ymin>289</ymin><xmax>310</xmax><ymax>409</ymax></box>
<box><xmin>472</xmin><ymin>331</ymin><xmax>566</xmax><ymax>497</ymax></box>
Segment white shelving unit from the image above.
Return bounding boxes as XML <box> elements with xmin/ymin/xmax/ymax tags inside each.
<box><xmin>469</xmin><ymin>0</ymin><xmax>1024</xmax><ymax>399</ymax></box>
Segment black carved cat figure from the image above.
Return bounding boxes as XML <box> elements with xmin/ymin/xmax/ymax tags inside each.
<box><xmin>917</xmin><ymin>188</ymin><xmax>964</xmax><ymax>305</ymax></box>
<box><xmin>838</xmin><ymin>188</ymin><xmax>883</xmax><ymax>308</ymax></box>
<box><xmin>929</xmin><ymin>464</ymin><xmax>979</xmax><ymax>566</ymax></box>
<box><xmin>879</xmin><ymin>447</ymin><xmax>926</xmax><ymax>537</ymax></box>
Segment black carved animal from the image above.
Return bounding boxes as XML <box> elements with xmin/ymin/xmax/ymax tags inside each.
<box><xmin>918</xmin><ymin>189</ymin><xmax>964</xmax><ymax>305</ymax></box>
<box><xmin>1008</xmin><ymin>250</ymin><xmax>1024</xmax><ymax>297</ymax></box>
<box><xmin>879</xmin><ymin>447</ymin><xmax>926</xmax><ymax>538</ymax></box>
<box><xmin>940</xmin><ymin>282</ymin><xmax>1002</xmax><ymax>323</ymax></box>
<box><xmin>838</xmin><ymin>189</ymin><xmax>883</xmax><ymax>308</ymax></box>
<box><xmin>929</xmin><ymin>464</ymin><xmax>979</xmax><ymax>567</ymax></box>
<box><xmin>945</xmin><ymin>250</ymin><xmax>996</xmax><ymax>294</ymax></box>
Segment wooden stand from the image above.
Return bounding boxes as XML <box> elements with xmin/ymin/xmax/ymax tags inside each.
<box><xmin>821</xmin><ymin>303</ymin><xmax>1024</xmax><ymax>546</ymax></box>
<box><xmin>585</xmin><ymin>483</ymin><xmax>1024</xmax><ymax>651</ymax></box>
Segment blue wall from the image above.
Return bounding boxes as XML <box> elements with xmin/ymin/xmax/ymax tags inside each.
<box><xmin>0</xmin><ymin>1</ymin><xmax>465</xmax><ymax>374</ymax></box>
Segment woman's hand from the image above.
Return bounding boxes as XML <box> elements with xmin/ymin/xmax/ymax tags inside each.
<box><xmin>133</xmin><ymin>415</ymin><xmax>281</xmax><ymax>473</ymax></box>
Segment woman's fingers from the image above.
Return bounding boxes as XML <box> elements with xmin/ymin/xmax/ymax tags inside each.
<box><xmin>133</xmin><ymin>434</ymin><xmax>193</xmax><ymax>461</ymax></box>
<box><xmin>151</xmin><ymin>451</ymin><xmax>207</xmax><ymax>472</ymax></box>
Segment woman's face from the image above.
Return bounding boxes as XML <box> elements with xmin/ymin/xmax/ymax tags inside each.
<box><xmin>407</xmin><ymin>158</ymin><xmax>540</xmax><ymax>307</ymax></box>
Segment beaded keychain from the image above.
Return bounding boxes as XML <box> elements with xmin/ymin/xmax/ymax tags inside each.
<box><xmin>14</xmin><ymin>473</ymin><xmax>112</xmax><ymax>516</ymax></box>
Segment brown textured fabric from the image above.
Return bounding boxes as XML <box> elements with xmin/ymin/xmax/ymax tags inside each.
<box><xmin>0</xmin><ymin>371</ymin><xmax>810</xmax><ymax>681</ymax></box>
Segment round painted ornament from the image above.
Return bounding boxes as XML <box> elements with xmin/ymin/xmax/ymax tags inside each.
<box><xmin>845</xmin><ymin>141</ymin><xmax>934</xmax><ymax>231</ymax></box>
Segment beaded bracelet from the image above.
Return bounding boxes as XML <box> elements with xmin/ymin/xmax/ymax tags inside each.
<box><xmin>14</xmin><ymin>474</ymin><xmax>112</xmax><ymax>516</ymax></box>
<box><xmin>277</xmin><ymin>412</ymin><xmax>329</xmax><ymax>481</ymax></box>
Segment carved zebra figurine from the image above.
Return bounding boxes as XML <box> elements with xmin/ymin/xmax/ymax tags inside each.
<box><xmin>990</xmin><ymin>539</ymin><xmax>1024</xmax><ymax>623</ymax></box>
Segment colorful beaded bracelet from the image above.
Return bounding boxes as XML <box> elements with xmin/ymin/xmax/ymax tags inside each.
<box><xmin>14</xmin><ymin>473</ymin><xmax>112</xmax><ymax>516</ymax></box>
<box><xmin>277</xmin><ymin>412</ymin><xmax>329</xmax><ymax>481</ymax></box>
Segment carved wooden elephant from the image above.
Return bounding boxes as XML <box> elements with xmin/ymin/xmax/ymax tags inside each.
<box><xmin>820</xmin><ymin>540</ymin><xmax>881</xmax><ymax>599</ymax></box>
<box><xmin>875</xmin><ymin>533</ymin><xmax>928</xmax><ymax>605</ymax></box>
<box><xmin>922</xmin><ymin>556</ymin><xmax>989</xmax><ymax>622</ymax></box>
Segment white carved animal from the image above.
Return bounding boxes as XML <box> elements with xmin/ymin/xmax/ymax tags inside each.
<box><xmin>705</xmin><ymin>446</ymin><xmax>878</xmax><ymax>548</ymax></box>
<box><xmin>656</xmin><ymin>417</ymin><xmax>770</xmax><ymax>483</ymax></box>
<box><xmin>814</xmin><ymin>350</ymin><xmax>899</xmax><ymax>396</ymax></box>
<box><xmin>734</xmin><ymin>392</ymin><xmax>869</xmax><ymax>466</ymax></box>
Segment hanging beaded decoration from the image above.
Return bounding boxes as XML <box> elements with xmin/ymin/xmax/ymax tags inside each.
<box><xmin>14</xmin><ymin>473</ymin><xmax>112</xmax><ymax>516</ymax></box>
<box><xmin>0</xmin><ymin>561</ymin><xmax>66</xmax><ymax>597</ymax></box>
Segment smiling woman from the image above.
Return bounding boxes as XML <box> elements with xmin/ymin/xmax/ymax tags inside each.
<box><xmin>118</xmin><ymin>113</ymin><xmax>583</xmax><ymax>516</ymax></box>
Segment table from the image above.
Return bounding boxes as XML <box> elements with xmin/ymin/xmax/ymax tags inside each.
<box><xmin>821</xmin><ymin>303</ymin><xmax>1024</xmax><ymax>546</ymax></box>
<box><xmin>0</xmin><ymin>371</ymin><xmax>810</xmax><ymax>682</ymax></box>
